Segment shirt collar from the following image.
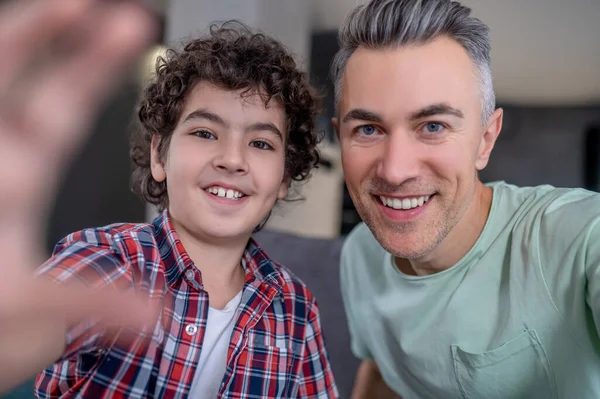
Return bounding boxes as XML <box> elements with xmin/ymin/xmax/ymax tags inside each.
<box><xmin>152</xmin><ymin>209</ymin><xmax>283</xmax><ymax>291</ymax></box>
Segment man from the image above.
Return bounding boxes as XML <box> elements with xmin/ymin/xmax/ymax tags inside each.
<box><xmin>332</xmin><ymin>0</ymin><xmax>600</xmax><ymax>398</ymax></box>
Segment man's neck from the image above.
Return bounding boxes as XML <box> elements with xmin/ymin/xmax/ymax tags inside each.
<box><xmin>396</xmin><ymin>181</ymin><xmax>493</xmax><ymax>276</ymax></box>
<box><xmin>170</xmin><ymin>217</ymin><xmax>248</xmax><ymax>308</ymax></box>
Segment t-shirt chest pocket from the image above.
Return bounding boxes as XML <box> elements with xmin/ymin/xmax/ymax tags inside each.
<box><xmin>451</xmin><ymin>329</ymin><xmax>557</xmax><ymax>399</ymax></box>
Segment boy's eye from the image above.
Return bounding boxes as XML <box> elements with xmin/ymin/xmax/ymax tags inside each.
<box><xmin>193</xmin><ymin>130</ymin><xmax>216</xmax><ymax>140</ymax></box>
<box><xmin>250</xmin><ymin>140</ymin><xmax>273</xmax><ymax>150</ymax></box>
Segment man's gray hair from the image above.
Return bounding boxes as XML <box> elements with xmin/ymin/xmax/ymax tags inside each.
<box><xmin>330</xmin><ymin>0</ymin><xmax>496</xmax><ymax>123</ymax></box>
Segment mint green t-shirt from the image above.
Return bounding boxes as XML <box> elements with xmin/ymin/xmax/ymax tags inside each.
<box><xmin>340</xmin><ymin>181</ymin><xmax>600</xmax><ymax>399</ymax></box>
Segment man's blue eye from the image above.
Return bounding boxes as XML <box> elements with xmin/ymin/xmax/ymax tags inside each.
<box><xmin>424</xmin><ymin>123</ymin><xmax>443</xmax><ymax>133</ymax></box>
<box><xmin>360</xmin><ymin>125</ymin><xmax>377</xmax><ymax>135</ymax></box>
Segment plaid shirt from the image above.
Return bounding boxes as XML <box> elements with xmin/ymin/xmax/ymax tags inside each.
<box><xmin>34</xmin><ymin>210</ymin><xmax>338</xmax><ymax>399</ymax></box>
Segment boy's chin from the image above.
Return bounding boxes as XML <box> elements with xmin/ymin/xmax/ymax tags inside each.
<box><xmin>196</xmin><ymin>221</ymin><xmax>257</xmax><ymax>242</ymax></box>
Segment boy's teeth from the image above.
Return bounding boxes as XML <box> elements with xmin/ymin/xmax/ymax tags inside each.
<box><xmin>379</xmin><ymin>195</ymin><xmax>431</xmax><ymax>210</ymax></box>
<box><xmin>206</xmin><ymin>186</ymin><xmax>244</xmax><ymax>200</ymax></box>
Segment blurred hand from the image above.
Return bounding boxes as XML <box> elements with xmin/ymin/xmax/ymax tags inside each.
<box><xmin>0</xmin><ymin>0</ymin><xmax>158</xmax><ymax>390</ymax></box>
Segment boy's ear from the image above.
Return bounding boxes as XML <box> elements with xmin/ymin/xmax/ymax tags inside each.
<box><xmin>331</xmin><ymin>117</ymin><xmax>340</xmax><ymax>140</ymax></box>
<box><xmin>150</xmin><ymin>135</ymin><xmax>167</xmax><ymax>182</ymax></box>
<box><xmin>277</xmin><ymin>176</ymin><xmax>291</xmax><ymax>200</ymax></box>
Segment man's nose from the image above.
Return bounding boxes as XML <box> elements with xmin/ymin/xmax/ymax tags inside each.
<box><xmin>376</xmin><ymin>131</ymin><xmax>421</xmax><ymax>186</ymax></box>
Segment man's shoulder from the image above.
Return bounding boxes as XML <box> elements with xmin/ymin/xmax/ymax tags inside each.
<box><xmin>538</xmin><ymin>186</ymin><xmax>600</xmax><ymax>216</ymax></box>
<box><xmin>530</xmin><ymin>186</ymin><xmax>600</xmax><ymax>243</ymax></box>
<box><xmin>492</xmin><ymin>180</ymin><xmax>597</xmax><ymax>204</ymax></box>
<box><xmin>338</xmin><ymin>222</ymin><xmax>389</xmax><ymax>290</ymax></box>
<box><xmin>490</xmin><ymin>182</ymin><xmax>600</xmax><ymax>258</ymax></box>
<box><xmin>493</xmin><ymin>181</ymin><xmax>600</xmax><ymax>223</ymax></box>
<box><xmin>341</xmin><ymin>221</ymin><xmax>387</xmax><ymax>261</ymax></box>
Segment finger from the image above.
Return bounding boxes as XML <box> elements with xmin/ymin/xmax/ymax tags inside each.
<box><xmin>0</xmin><ymin>0</ymin><xmax>94</xmax><ymax>94</ymax></box>
<box><xmin>16</xmin><ymin>1</ymin><xmax>157</xmax><ymax>156</ymax></box>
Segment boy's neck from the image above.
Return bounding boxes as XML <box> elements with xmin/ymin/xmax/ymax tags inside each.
<box><xmin>170</xmin><ymin>215</ymin><xmax>249</xmax><ymax>309</ymax></box>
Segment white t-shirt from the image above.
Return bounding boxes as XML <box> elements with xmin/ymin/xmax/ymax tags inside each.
<box><xmin>188</xmin><ymin>290</ymin><xmax>243</xmax><ymax>398</ymax></box>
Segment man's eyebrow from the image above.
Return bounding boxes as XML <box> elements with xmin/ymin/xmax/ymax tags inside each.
<box><xmin>409</xmin><ymin>104</ymin><xmax>464</xmax><ymax>120</ymax></box>
<box><xmin>342</xmin><ymin>108</ymin><xmax>384</xmax><ymax>124</ymax></box>
<box><xmin>245</xmin><ymin>122</ymin><xmax>283</xmax><ymax>141</ymax></box>
<box><xmin>182</xmin><ymin>109</ymin><xmax>228</xmax><ymax>126</ymax></box>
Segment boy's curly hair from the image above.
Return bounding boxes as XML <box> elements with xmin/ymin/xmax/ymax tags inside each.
<box><xmin>130</xmin><ymin>21</ymin><xmax>321</xmax><ymax>211</ymax></box>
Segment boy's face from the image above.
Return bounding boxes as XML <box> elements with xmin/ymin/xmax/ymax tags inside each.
<box><xmin>151</xmin><ymin>82</ymin><xmax>288</xmax><ymax>242</ymax></box>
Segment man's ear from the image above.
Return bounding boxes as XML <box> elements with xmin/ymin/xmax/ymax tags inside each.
<box><xmin>476</xmin><ymin>108</ymin><xmax>503</xmax><ymax>171</ymax></box>
<box><xmin>331</xmin><ymin>117</ymin><xmax>340</xmax><ymax>141</ymax></box>
<box><xmin>150</xmin><ymin>135</ymin><xmax>167</xmax><ymax>182</ymax></box>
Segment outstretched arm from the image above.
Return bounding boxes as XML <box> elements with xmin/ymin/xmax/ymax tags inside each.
<box><xmin>0</xmin><ymin>0</ymin><xmax>156</xmax><ymax>393</ymax></box>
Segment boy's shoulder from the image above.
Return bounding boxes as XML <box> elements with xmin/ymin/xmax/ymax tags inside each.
<box><xmin>275</xmin><ymin>259</ymin><xmax>315</xmax><ymax>300</ymax></box>
<box><xmin>39</xmin><ymin>220</ymin><xmax>160</xmax><ymax>284</ymax></box>
<box><xmin>51</xmin><ymin>220</ymin><xmax>158</xmax><ymax>255</ymax></box>
<box><xmin>245</xmin><ymin>238</ymin><xmax>316</xmax><ymax>306</ymax></box>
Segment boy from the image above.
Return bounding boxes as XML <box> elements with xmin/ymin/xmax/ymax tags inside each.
<box><xmin>32</xmin><ymin>21</ymin><xmax>338</xmax><ymax>398</ymax></box>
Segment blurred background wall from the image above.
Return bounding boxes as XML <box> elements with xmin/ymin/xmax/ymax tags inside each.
<box><xmin>47</xmin><ymin>0</ymin><xmax>600</xmax><ymax>246</ymax></box>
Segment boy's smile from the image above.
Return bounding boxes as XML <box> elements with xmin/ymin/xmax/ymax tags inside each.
<box><xmin>204</xmin><ymin>184</ymin><xmax>247</xmax><ymax>201</ymax></box>
<box><xmin>202</xmin><ymin>182</ymin><xmax>250</xmax><ymax>207</ymax></box>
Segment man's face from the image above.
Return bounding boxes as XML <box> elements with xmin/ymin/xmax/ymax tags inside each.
<box><xmin>151</xmin><ymin>82</ymin><xmax>289</xmax><ymax>243</ymax></box>
<box><xmin>335</xmin><ymin>37</ymin><xmax>501</xmax><ymax>260</ymax></box>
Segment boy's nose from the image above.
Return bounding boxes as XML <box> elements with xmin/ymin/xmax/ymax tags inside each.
<box><xmin>213</xmin><ymin>143</ymin><xmax>248</xmax><ymax>174</ymax></box>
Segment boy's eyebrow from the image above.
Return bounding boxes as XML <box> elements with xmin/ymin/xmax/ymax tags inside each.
<box><xmin>245</xmin><ymin>122</ymin><xmax>283</xmax><ymax>141</ymax></box>
<box><xmin>182</xmin><ymin>109</ymin><xmax>227</xmax><ymax>126</ymax></box>
<box><xmin>182</xmin><ymin>108</ymin><xmax>283</xmax><ymax>141</ymax></box>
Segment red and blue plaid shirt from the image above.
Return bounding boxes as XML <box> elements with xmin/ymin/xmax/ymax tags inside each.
<box><xmin>34</xmin><ymin>210</ymin><xmax>338</xmax><ymax>398</ymax></box>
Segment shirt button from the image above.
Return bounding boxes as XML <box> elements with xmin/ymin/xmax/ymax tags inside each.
<box><xmin>185</xmin><ymin>324</ymin><xmax>198</xmax><ymax>336</ymax></box>
<box><xmin>185</xmin><ymin>270</ymin><xmax>195</xmax><ymax>280</ymax></box>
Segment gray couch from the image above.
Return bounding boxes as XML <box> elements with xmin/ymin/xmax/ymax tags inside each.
<box><xmin>3</xmin><ymin>230</ymin><xmax>358</xmax><ymax>399</ymax></box>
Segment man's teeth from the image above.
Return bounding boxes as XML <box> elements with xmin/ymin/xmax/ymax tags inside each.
<box><xmin>206</xmin><ymin>186</ymin><xmax>244</xmax><ymax>200</ymax></box>
<box><xmin>379</xmin><ymin>195</ymin><xmax>431</xmax><ymax>210</ymax></box>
